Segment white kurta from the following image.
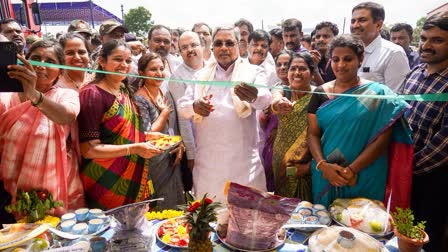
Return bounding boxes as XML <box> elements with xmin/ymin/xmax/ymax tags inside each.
<box><xmin>178</xmin><ymin>61</ymin><xmax>271</xmax><ymax>202</ymax></box>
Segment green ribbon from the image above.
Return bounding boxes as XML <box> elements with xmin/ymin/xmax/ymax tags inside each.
<box><xmin>24</xmin><ymin>60</ymin><xmax>448</xmax><ymax>102</ymax></box>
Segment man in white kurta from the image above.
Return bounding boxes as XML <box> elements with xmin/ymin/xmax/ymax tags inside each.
<box><xmin>178</xmin><ymin>26</ymin><xmax>271</xmax><ymax>202</ymax></box>
<box><xmin>169</xmin><ymin>31</ymin><xmax>205</xmax><ymax>173</ymax></box>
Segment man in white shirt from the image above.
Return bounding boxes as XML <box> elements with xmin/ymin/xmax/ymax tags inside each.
<box><xmin>247</xmin><ymin>29</ymin><xmax>279</xmax><ymax>87</ymax></box>
<box><xmin>178</xmin><ymin>25</ymin><xmax>271</xmax><ymax>202</ymax></box>
<box><xmin>169</xmin><ymin>32</ymin><xmax>205</xmax><ymax>189</ymax></box>
<box><xmin>148</xmin><ymin>25</ymin><xmax>182</xmax><ymax>92</ymax></box>
<box><xmin>351</xmin><ymin>2</ymin><xmax>410</xmax><ymax>91</ymax></box>
<box><xmin>192</xmin><ymin>22</ymin><xmax>214</xmax><ymax>63</ymax></box>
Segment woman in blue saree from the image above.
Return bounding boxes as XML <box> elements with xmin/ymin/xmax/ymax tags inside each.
<box><xmin>307</xmin><ymin>35</ymin><xmax>413</xmax><ymax>209</ymax></box>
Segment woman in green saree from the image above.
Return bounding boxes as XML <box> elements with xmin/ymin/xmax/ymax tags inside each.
<box><xmin>270</xmin><ymin>52</ymin><xmax>314</xmax><ymax>200</ymax></box>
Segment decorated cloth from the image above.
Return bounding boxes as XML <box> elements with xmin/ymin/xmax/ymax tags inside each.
<box><xmin>134</xmin><ymin>91</ymin><xmax>185</xmax><ymax>210</ymax></box>
<box><xmin>193</xmin><ymin>58</ymin><xmax>255</xmax><ymax>122</ymax></box>
<box><xmin>272</xmin><ymin>90</ymin><xmax>312</xmax><ymax>200</ymax></box>
<box><xmin>310</xmin><ymin>82</ymin><xmax>413</xmax><ymax>210</ymax></box>
<box><xmin>0</xmin><ymin>87</ymin><xmax>85</xmax><ymax>212</ymax></box>
<box><xmin>78</xmin><ymin>84</ymin><xmax>153</xmax><ymax>210</ymax></box>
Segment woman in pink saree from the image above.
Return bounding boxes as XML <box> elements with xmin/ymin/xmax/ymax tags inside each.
<box><xmin>0</xmin><ymin>40</ymin><xmax>85</xmax><ymax>219</ymax></box>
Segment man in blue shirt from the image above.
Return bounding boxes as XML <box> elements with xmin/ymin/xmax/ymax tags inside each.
<box><xmin>403</xmin><ymin>12</ymin><xmax>448</xmax><ymax>252</ymax></box>
<box><xmin>391</xmin><ymin>23</ymin><xmax>420</xmax><ymax>69</ymax></box>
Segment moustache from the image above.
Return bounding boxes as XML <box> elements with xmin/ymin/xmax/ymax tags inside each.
<box><xmin>253</xmin><ymin>51</ymin><xmax>263</xmax><ymax>55</ymax></box>
<box><xmin>316</xmin><ymin>42</ymin><xmax>327</xmax><ymax>47</ymax></box>
<box><xmin>187</xmin><ymin>51</ymin><xmax>197</xmax><ymax>57</ymax></box>
<box><xmin>286</xmin><ymin>42</ymin><xmax>295</xmax><ymax>47</ymax></box>
<box><xmin>420</xmin><ymin>49</ymin><xmax>435</xmax><ymax>55</ymax></box>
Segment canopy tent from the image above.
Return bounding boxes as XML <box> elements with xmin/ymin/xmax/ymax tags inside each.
<box><xmin>12</xmin><ymin>1</ymin><xmax>122</xmax><ymax>27</ymax></box>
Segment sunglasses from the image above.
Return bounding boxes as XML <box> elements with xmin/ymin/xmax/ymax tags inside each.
<box><xmin>213</xmin><ymin>40</ymin><xmax>237</xmax><ymax>48</ymax></box>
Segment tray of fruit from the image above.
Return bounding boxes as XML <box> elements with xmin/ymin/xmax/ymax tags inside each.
<box><xmin>155</xmin><ymin>217</ymin><xmax>190</xmax><ymax>248</ymax></box>
<box><xmin>329</xmin><ymin>198</ymin><xmax>393</xmax><ymax>237</ymax></box>
<box><xmin>148</xmin><ymin>135</ymin><xmax>182</xmax><ymax>151</ymax></box>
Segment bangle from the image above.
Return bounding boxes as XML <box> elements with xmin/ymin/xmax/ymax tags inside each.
<box><xmin>31</xmin><ymin>92</ymin><xmax>44</xmax><ymax>107</ymax></box>
<box><xmin>271</xmin><ymin>103</ymin><xmax>279</xmax><ymax>114</ymax></box>
<box><xmin>316</xmin><ymin>160</ymin><xmax>326</xmax><ymax>171</ymax></box>
<box><xmin>126</xmin><ymin>146</ymin><xmax>131</xmax><ymax>156</ymax></box>
<box><xmin>347</xmin><ymin>165</ymin><xmax>356</xmax><ymax>174</ymax></box>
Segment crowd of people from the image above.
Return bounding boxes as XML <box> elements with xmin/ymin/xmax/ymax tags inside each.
<box><xmin>0</xmin><ymin>1</ymin><xmax>446</xmax><ymax>251</ymax></box>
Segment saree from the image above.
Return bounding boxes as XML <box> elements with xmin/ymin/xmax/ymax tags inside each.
<box><xmin>80</xmin><ymin>87</ymin><xmax>153</xmax><ymax>210</ymax></box>
<box><xmin>0</xmin><ymin>88</ymin><xmax>85</xmax><ymax>213</ymax></box>
<box><xmin>272</xmin><ymin>93</ymin><xmax>312</xmax><ymax>200</ymax></box>
<box><xmin>134</xmin><ymin>92</ymin><xmax>185</xmax><ymax>210</ymax></box>
<box><xmin>311</xmin><ymin>82</ymin><xmax>413</xmax><ymax>209</ymax></box>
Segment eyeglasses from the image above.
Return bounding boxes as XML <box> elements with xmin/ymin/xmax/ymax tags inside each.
<box><xmin>213</xmin><ymin>40</ymin><xmax>237</xmax><ymax>48</ymax></box>
<box><xmin>180</xmin><ymin>43</ymin><xmax>200</xmax><ymax>52</ymax></box>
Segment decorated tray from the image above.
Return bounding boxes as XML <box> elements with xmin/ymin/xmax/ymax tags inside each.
<box><xmin>0</xmin><ymin>223</ymin><xmax>48</xmax><ymax>250</ymax></box>
<box><xmin>285</xmin><ymin>201</ymin><xmax>332</xmax><ymax>232</ymax></box>
<box><xmin>148</xmin><ymin>135</ymin><xmax>182</xmax><ymax>151</ymax></box>
<box><xmin>329</xmin><ymin>198</ymin><xmax>393</xmax><ymax>237</ymax></box>
<box><xmin>155</xmin><ymin>217</ymin><xmax>190</xmax><ymax>248</ymax></box>
<box><xmin>50</xmin><ymin>208</ymin><xmax>111</xmax><ymax>239</ymax></box>
<box><xmin>216</xmin><ymin>229</ymin><xmax>286</xmax><ymax>252</ymax></box>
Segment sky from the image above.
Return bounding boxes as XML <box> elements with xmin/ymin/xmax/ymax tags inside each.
<box><xmin>29</xmin><ymin>0</ymin><xmax>447</xmax><ymax>34</ymax></box>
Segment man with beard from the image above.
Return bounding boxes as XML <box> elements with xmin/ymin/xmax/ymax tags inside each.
<box><xmin>402</xmin><ymin>12</ymin><xmax>448</xmax><ymax>252</ymax></box>
<box><xmin>168</xmin><ymin>31</ymin><xmax>205</xmax><ymax>191</ymax></box>
<box><xmin>311</xmin><ymin>21</ymin><xmax>339</xmax><ymax>84</ymax></box>
<box><xmin>0</xmin><ymin>19</ymin><xmax>26</xmax><ymax>55</ymax></box>
<box><xmin>234</xmin><ymin>18</ymin><xmax>253</xmax><ymax>58</ymax></box>
<box><xmin>390</xmin><ymin>23</ymin><xmax>420</xmax><ymax>69</ymax></box>
<box><xmin>269</xmin><ymin>28</ymin><xmax>284</xmax><ymax>58</ymax></box>
<box><xmin>192</xmin><ymin>22</ymin><xmax>214</xmax><ymax>62</ymax></box>
<box><xmin>247</xmin><ymin>29</ymin><xmax>278</xmax><ymax>87</ymax></box>
<box><xmin>282</xmin><ymin>18</ymin><xmax>307</xmax><ymax>53</ymax></box>
<box><xmin>148</xmin><ymin>25</ymin><xmax>182</xmax><ymax>91</ymax></box>
<box><xmin>178</xmin><ymin>25</ymin><xmax>271</xmax><ymax>202</ymax></box>
<box><xmin>350</xmin><ymin>2</ymin><xmax>409</xmax><ymax>91</ymax></box>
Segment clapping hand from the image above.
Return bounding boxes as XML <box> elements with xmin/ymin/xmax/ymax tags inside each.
<box><xmin>193</xmin><ymin>94</ymin><xmax>214</xmax><ymax>117</ymax></box>
<box><xmin>234</xmin><ymin>82</ymin><xmax>258</xmax><ymax>103</ymax></box>
<box><xmin>274</xmin><ymin>97</ymin><xmax>295</xmax><ymax>115</ymax></box>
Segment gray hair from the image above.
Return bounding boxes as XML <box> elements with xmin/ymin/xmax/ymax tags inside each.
<box><xmin>212</xmin><ymin>25</ymin><xmax>240</xmax><ymax>42</ymax></box>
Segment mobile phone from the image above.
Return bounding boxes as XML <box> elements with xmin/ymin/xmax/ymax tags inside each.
<box><xmin>0</xmin><ymin>41</ymin><xmax>23</xmax><ymax>92</ymax></box>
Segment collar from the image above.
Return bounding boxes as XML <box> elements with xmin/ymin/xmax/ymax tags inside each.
<box><xmin>217</xmin><ymin>60</ymin><xmax>236</xmax><ymax>73</ymax></box>
<box><xmin>364</xmin><ymin>35</ymin><xmax>382</xmax><ymax>53</ymax></box>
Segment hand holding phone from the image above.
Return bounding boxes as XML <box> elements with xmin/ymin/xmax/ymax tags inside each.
<box><xmin>0</xmin><ymin>41</ymin><xmax>23</xmax><ymax>92</ymax></box>
<box><xmin>7</xmin><ymin>54</ymin><xmax>38</xmax><ymax>98</ymax></box>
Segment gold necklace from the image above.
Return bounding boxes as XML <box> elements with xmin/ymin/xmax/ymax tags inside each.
<box><xmin>102</xmin><ymin>81</ymin><xmax>122</xmax><ymax>100</ymax></box>
<box><xmin>143</xmin><ymin>85</ymin><xmax>163</xmax><ymax>105</ymax></box>
<box><xmin>65</xmin><ymin>73</ymin><xmax>81</xmax><ymax>89</ymax></box>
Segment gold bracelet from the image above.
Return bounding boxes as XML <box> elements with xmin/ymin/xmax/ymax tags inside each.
<box><xmin>316</xmin><ymin>160</ymin><xmax>327</xmax><ymax>171</ymax></box>
<box><xmin>271</xmin><ymin>103</ymin><xmax>279</xmax><ymax>114</ymax></box>
<box><xmin>126</xmin><ymin>146</ymin><xmax>131</xmax><ymax>156</ymax></box>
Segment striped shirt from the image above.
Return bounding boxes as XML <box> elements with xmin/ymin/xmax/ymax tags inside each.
<box><xmin>402</xmin><ymin>63</ymin><xmax>448</xmax><ymax>175</ymax></box>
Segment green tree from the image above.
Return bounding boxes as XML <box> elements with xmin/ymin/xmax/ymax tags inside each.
<box><xmin>124</xmin><ymin>6</ymin><xmax>154</xmax><ymax>37</ymax></box>
<box><xmin>412</xmin><ymin>16</ymin><xmax>426</xmax><ymax>46</ymax></box>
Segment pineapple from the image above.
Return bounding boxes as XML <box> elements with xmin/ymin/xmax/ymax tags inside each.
<box><xmin>180</xmin><ymin>192</ymin><xmax>221</xmax><ymax>252</ymax></box>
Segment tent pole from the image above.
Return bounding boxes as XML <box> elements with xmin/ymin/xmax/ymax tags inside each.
<box><xmin>89</xmin><ymin>0</ymin><xmax>95</xmax><ymax>29</ymax></box>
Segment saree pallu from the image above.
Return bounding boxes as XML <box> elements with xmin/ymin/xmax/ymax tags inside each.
<box><xmin>311</xmin><ymin>82</ymin><xmax>413</xmax><ymax>209</ymax></box>
<box><xmin>0</xmin><ymin>89</ymin><xmax>85</xmax><ymax>213</ymax></box>
<box><xmin>80</xmin><ymin>92</ymin><xmax>153</xmax><ymax>210</ymax></box>
<box><xmin>272</xmin><ymin>94</ymin><xmax>312</xmax><ymax>200</ymax></box>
